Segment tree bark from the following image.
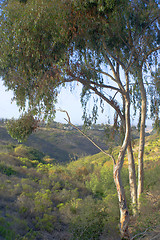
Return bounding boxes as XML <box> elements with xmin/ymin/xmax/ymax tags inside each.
<box><xmin>127</xmin><ymin>141</ymin><xmax>137</xmax><ymax>215</ymax></box>
<box><xmin>123</xmin><ymin>96</ymin><xmax>137</xmax><ymax>216</ymax></box>
<box><xmin>137</xmin><ymin>68</ymin><xmax>146</xmax><ymax>209</ymax></box>
<box><xmin>113</xmin><ymin>162</ymin><xmax>130</xmax><ymax>239</ymax></box>
<box><xmin>113</xmin><ymin>84</ymin><xmax>130</xmax><ymax>239</ymax></box>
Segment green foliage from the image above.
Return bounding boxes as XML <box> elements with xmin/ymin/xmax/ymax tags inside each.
<box><xmin>0</xmin><ymin>163</ymin><xmax>16</xmax><ymax>176</ymax></box>
<box><xmin>34</xmin><ymin>190</ymin><xmax>52</xmax><ymax>214</ymax></box>
<box><xmin>60</xmin><ymin>196</ymin><xmax>108</xmax><ymax>240</ymax></box>
<box><xmin>14</xmin><ymin>144</ymin><xmax>44</xmax><ymax>161</ymax></box>
<box><xmin>0</xmin><ymin>0</ymin><xmax>70</xmax><ymax>118</ymax></box>
<box><xmin>35</xmin><ymin>214</ymin><xmax>56</xmax><ymax>232</ymax></box>
<box><xmin>6</xmin><ymin>114</ymin><xmax>39</xmax><ymax>142</ymax></box>
<box><xmin>0</xmin><ymin>144</ymin><xmax>15</xmax><ymax>153</ymax></box>
<box><xmin>0</xmin><ymin>217</ymin><xmax>15</xmax><ymax>240</ymax></box>
<box><xmin>144</xmin><ymin>161</ymin><xmax>160</xmax><ymax>190</ymax></box>
<box><xmin>0</xmin><ymin>129</ymin><xmax>159</xmax><ymax>239</ymax></box>
<box><xmin>86</xmin><ymin>165</ymin><xmax>115</xmax><ymax>197</ymax></box>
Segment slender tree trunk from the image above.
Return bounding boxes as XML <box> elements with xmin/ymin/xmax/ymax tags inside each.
<box><xmin>123</xmin><ymin>96</ymin><xmax>137</xmax><ymax>216</ymax></box>
<box><xmin>137</xmin><ymin>68</ymin><xmax>146</xmax><ymax>209</ymax></box>
<box><xmin>127</xmin><ymin>141</ymin><xmax>137</xmax><ymax>215</ymax></box>
<box><xmin>113</xmin><ymin>81</ymin><xmax>130</xmax><ymax>239</ymax></box>
<box><xmin>113</xmin><ymin>162</ymin><xmax>130</xmax><ymax>239</ymax></box>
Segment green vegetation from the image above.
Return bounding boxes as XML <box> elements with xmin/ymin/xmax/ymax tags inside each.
<box><xmin>0</xmin><ymin>129</ymin><xmax>159</xmax><ymax>239</ymax></box>
<box><xmin>0</xmin><ymin>122</ymin><xmax>112</xmax><ymax>162</ymax></box>
<box><xmin>0</xmin><ymin>0</ymin><xmax>159</xmax><ymax>237</ymax></box>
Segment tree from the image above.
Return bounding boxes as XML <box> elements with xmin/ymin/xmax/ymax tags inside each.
<box><xmin>0</xmin><ymin>0</ymin><xmax>159</xmax><ymax>238</ymax></box>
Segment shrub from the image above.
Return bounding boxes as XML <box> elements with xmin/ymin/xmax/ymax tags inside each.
<box><xmin>0</xmin><ymin>144</ymin><xmax>15</xmax><ymax>154</ymax></box>
<box><xmin>35</xmin><ymin>214</ymin><xmax>56</xmax><ymax>232</ymax></box>
<box><xmin>14</xmin><ymin>145</ymin><xmax>44</xmax><ymax>161</ymax></box>
<box><xmin>85</xmin><ymin>165</ymin><xmax>116</xmax><ymax>197</ymax></box>
<box><xmin>34</xmin><ymin>190</ymin><xmax>53</xmax><ymax>214</ymax></box>
<box><xmin>59</xmin><ymin>196</ymin><xmax>108</xmax><ymax>240</ymax></box>
<box><xmin>16</xmin><ymin>192</ymin><xmax>34</xmax><ymax>217</ymax></box>
<box><xmin>54</xmin><ymin>188</ymin><xmax>79</xmax><ymax>203</ymax></box>
<box><xmin>0</xmin><ymin>217</ymin><xmax>15</xmax><ymax>240</ymax></box>
<box><xmin>0</xmin><ymin>163</ymin><xmax>16</xmax><ymax>176</ymax></box>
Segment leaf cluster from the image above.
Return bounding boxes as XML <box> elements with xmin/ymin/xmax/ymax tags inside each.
<box><xmin>6</xmin><ymin>113</ymin><xmax>39</xmax><ymax>142</ymax></box>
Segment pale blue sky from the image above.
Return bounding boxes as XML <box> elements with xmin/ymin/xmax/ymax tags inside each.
<box><xmin>0</xmin><ymin>77</ymin><xmax>113</xmax><ymax>124</ymax></box>
<box><xmin>0</xmin><ymin>77</ymin><xmax>153</xmax><ymax>126</ymax></box>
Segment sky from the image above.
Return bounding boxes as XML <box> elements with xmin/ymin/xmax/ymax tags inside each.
<box><xmin>0</xmin><ymin>77</ymin><xmax>113</xmax><ymax>124</ymax></box>
<box><xmin>0</xmin><ymin>77</ymin><xmax>153</xmax><ymax>126</ymax></box>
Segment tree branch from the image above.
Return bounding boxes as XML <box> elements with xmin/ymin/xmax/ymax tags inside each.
<box><xmin>82</xmin><ymin>63</ymin><xmax>126</xmax><ymax>95</ymax></box>
<box><xmin>89</xmin><ymin>81</ymin><xmax>124</xmax><ymax>94</ymax></box>
<box><xmin>142</xmin><ymin>46</ymin><xmax>160</xmax><ymax>65</ymax></box>
<box><xmin>87</xmin><ymin>65</ymin><xmax>117</xmax><ymax>82</ymax></box>
<box><xmin>88</xmin><ymin>85</ymin><xmax>125</xmax><ymax>125</ymax></box>
<box><xmin>102</xmin><ymin>37</ymin><xmax>126</xmax><ymax>71</ymax></box>
<box><xmin>57</xmin><ymin>109</ymin><xmax>116</xmax><ymax>164</ymax></box>
<box><xmin>101</xmin><ymin>39</ymin><xmax>126</xmax><ymax>92</ymax></box>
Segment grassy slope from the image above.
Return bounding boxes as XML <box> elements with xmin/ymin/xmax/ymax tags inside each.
<box><xmin>0</xmin><ymin>123</ymin><xmax>110</xmax><ymax>163</ymax></box>
<box><xmin>0</xmin><ymin>127</ymin><xmax>159</xmax><ymax>239</ymax></box>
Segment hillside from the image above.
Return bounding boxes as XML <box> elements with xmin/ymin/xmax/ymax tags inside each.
<box><xmin>0</xmin><ymin>122</ymin><xmax>116</xmax><ymax>163</ymax></box>
<box><xmin>0</xmin><ymin>125</ymin><xmax>159</xmax><ymax>239</ymax></box>
<box><xmin>0</xmin><ymin>121</ymin><xmax>145</xmax><ymax>163</ymax></box>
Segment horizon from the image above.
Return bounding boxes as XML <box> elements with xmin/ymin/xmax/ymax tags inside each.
<box><xmin>0</xmin><ymin>77</ymin><xmax>153</xmax><ymax>127</ymax></box>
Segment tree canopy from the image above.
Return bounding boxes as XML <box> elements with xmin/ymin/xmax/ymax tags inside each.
<box><xmin>0</xmin><ymin>0</ymin><xmax>159</xmax><ymax>238</ymax></box>
<box><xmin>0</xmin><ymin>0</ymin><xmax>159</xmax><ymax>123</ymax></box>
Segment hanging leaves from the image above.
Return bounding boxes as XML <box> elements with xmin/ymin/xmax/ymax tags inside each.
<box><xmin>6</xmin><ymin>113</ymin><xmax>39</xmax><ymax>142</ymax></box>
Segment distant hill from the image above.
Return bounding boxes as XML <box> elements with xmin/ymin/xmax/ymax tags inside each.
<box><xmin>0</xmin><ymin>121</ymin><xmax>154</xmax><ymax>163</ymax></box>
<box><xmin>0</xmin><ymin>122</ymin><xmax>110</xmax><ymax>163</ymax></box>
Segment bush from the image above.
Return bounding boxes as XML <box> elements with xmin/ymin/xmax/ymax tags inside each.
<box><xmin>14</xmin><ymin>145</ymin><xmax>44</xmax><ymax>161</ymax></box>
<box><xmin>34</xmin><ymin>190</ymin><xmax>53</xmax><ymax>214</ymax></box>
<box><xmin>59</xmin><ymin>196</ymin><xmax>108</xmax><ymax>240</ymax></box>
<box><xmin>35</xmin><ymin>214</ymin><xmax>56</xmax><ymax>232</ymax></box>
<box><xmin>0</xmin><ymin>163</ymin><xmax>16</xmax><ymax>176</ymax></box>
<box><xmin>0</xmin><ymin>217</ymin><xmax>15</xmax><ymax>240</ymax></box>
<box><xmin>85</xmin><ymin>165</ymin><xmax>116</xmax><ymax>197</ymax></box>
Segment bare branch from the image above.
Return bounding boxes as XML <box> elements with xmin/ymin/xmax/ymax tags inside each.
<box><xmin>131</xmin><ymin>225</ymin><xmax>160</xmax><ymax>240</ymax></box>
<box><xmin>57</xmin><ymin>109</ymin><xmax>116</xmax><ymax>165</ymax></box>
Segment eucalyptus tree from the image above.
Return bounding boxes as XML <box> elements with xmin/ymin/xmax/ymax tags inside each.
<box><xmin>0</xmin><ymin>1</ymin><xmax>133</xmax><ymax>238</ymax></box>
<box><xmin>0</xmin><ymin>0</ymin><xmax>159</xmax><ymax>238</ymax></box>
<box><xmin>121</xmin><ymin>1</ymin><xmax>160</xmax><ymax>206</ymax></box>
<box><xmin>67</xmin><ymin>0</ymin><xmax>160</xmax><ymax>213</ymax></box>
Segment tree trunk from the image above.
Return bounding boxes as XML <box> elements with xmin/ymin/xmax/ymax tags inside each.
<box><xmin>123</xmin><ymin>96</ymin><xmax>137</xmax><ymax>216</ymax></box>
<box><xmin>137</xmin><ymin>68</ymin><xmax>146</xmax><ymax>209</ymax></box>
<box><xmin>113</xmin><ymin>163</ymin><xmax>130</xmax><ymax>239</ymax></box>
<box><xmin>113</xmin><ymin>86</ymin><xmax>130</xmax><ymax>239</ymax></box>
<box><xmin>127</xmin><ymin>141</ymin><xmax>137</xmax><ymax>215</ymax></box>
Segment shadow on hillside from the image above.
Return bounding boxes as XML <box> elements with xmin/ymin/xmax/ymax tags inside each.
<box><xmin>0</xmin><ymin>126</ymin><xmax>16</xmax><ymax>142</ymax></box>
<box><xmin>0</xmin><ymin>126</ymin><xmax>106</xmax><ymax>163</ymax></box>
<box><xmin>25</xmin><ymin>134</ymin><xmax>70</xmax><ymax>163</ymax></box>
